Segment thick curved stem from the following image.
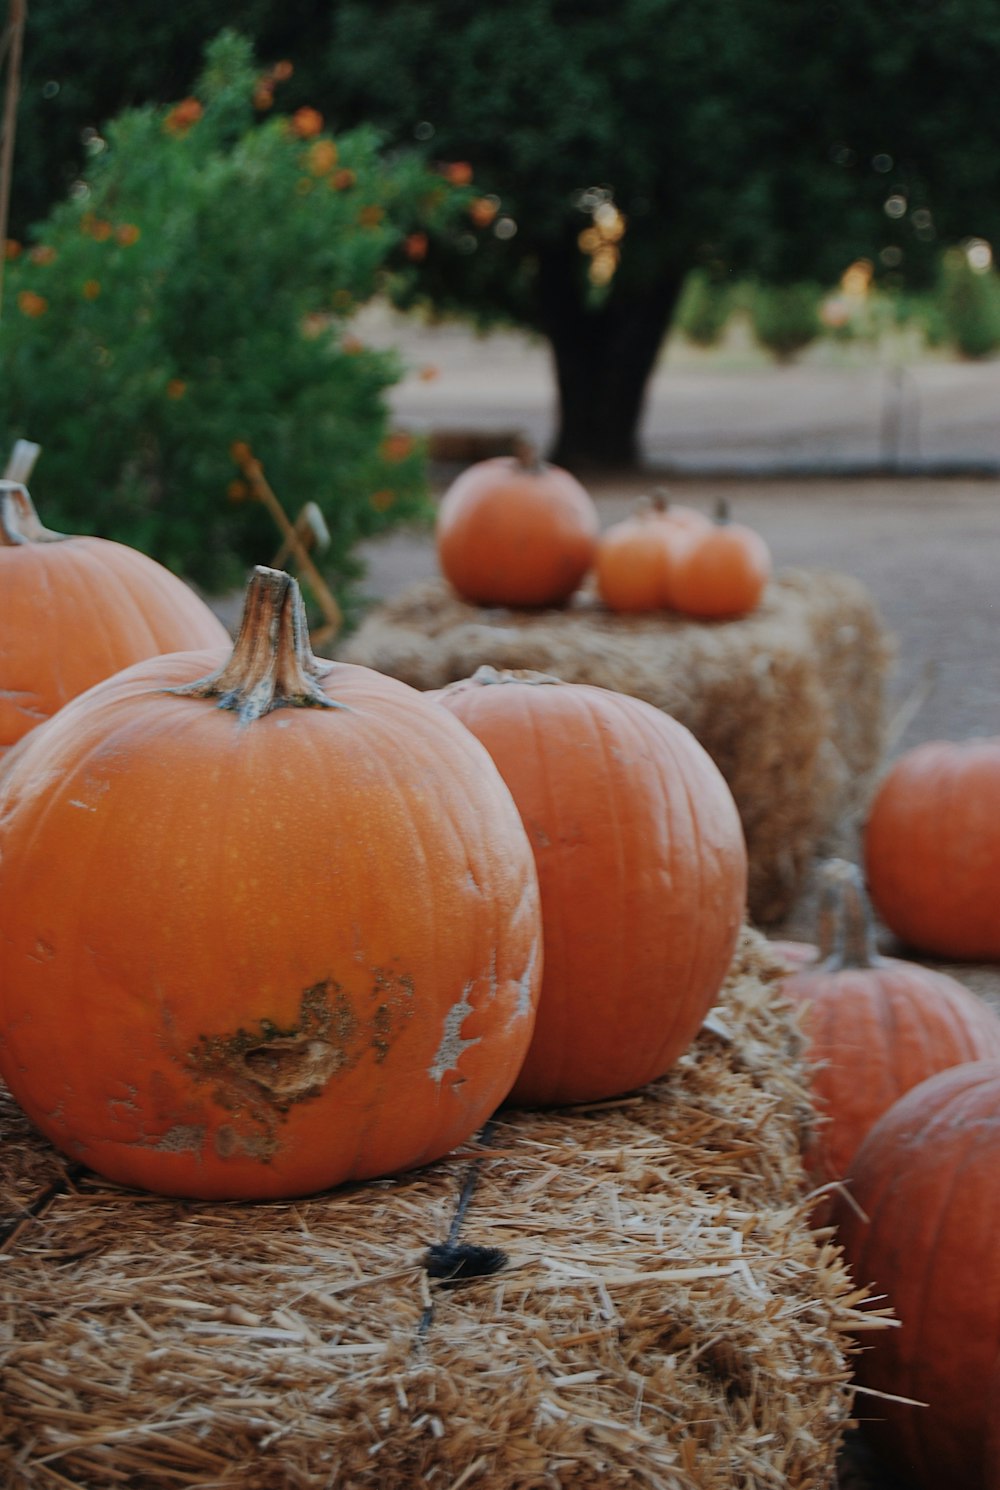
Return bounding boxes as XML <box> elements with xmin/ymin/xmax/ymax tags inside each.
<box><xmin>170</xmin><ymin>566</ymin><xmax>343</xmax><ymax>725</ymax></box>
<box><xmin>815</xmin><ymin>858</ymin><xmax>883</xmax><ymax>971</ymax></box>
<box><xmin>0</xmin><ymin>482</ymin><xmax>64</xmax><ymax>546</ymax></box>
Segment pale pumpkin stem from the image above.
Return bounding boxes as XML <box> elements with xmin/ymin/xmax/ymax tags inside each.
<box><xmin>468</xmin><ymin>664</ymin><xmax>562</xmax><ymax>688</ymax></box>
<box><xmin>713</xmin><ymin>496</ymin><xmax>732</xmax><ymax>526</ymax></box>
<box><xmin>512</xmin><ymin>437</ymin><xmax>545</xmax><ymax>474</ymax></box>
<box><xmin>170</xmin><ymin>566</ymin><xmax>344</xmax><ymax>724</ymax></box>
<box><xmin>815</xmin><ymin>858</ymin><xmax>882</xmax><ymax>970</ymax></box>
<box><xmin>0</xmin><ymin>481</ymin><xmax>64</xmax><ymax>545</ymax></box>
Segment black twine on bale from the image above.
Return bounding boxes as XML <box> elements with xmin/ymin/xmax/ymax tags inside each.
<box><xmin>417</xmin><ymin>1117</ymin><xmax>507</xmax><ymax>1339</ymax></box>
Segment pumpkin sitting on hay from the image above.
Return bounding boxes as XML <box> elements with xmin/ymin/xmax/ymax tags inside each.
<box><xmin>0</xmin><ymin>567</ymin><xmax>543</xmax><ymax>1199</ymax></box>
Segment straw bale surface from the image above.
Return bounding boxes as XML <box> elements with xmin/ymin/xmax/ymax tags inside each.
<box><xmin>1</xmin><ymin>930</ymin><xmax>877</xmax><ymax>1489</ymax></box>
<box><xmin>338</xmin><ymin>570</ymin><xmax>892</xmax><ymax>925</ymax></box>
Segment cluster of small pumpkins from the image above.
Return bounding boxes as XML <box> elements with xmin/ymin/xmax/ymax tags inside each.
<box><xmin>435</xmin><ymin>447</ymin><xmax>772</xmax><ymax>620</ymax></box>
<box><xmin>0</xmin><ymin>478</ymin><xmax>749</xmax><ymax>1203</ymax></box>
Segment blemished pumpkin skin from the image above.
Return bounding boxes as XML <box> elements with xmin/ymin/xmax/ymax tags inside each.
<box><xmin>0</xmin><ymin>569</ymin><xmax>543</xmax><ymax>1200</ymax></box>
<box><xmin>667</xmin><ymin>498</ymin><xmax>772</xmax><ymax>619</ymax></box>
<box><xmin>430</xmin><ymin>667</ymin><xmax>748</xmax><ymax>1106</ymax></box>
<box><xmin>435</xmin><ymin>449</ymin><xmax>599</xmax><ymax>608</ymax></box>
<box><xmin>595</xmin><ymin>494</ymin><xmax>711</xmax><ymax>614</ymax></box>
<box><xmin>0</xmin><ymin>480</ymin><xmax>230</xmax><ymax>757</ymax></box>
<box><xmin>779</xmin><ymin>861</ymin><xmax>1000</xmax><ymax>1219</ymax></box>
<box><xmin>830</xmin><ymin>1061</ymin><xmax>1000</xmax><ymax>1490</ymax></box>
<box><xmin>864</xmin><ymin>738</ymin><xmax>1000</xmax><ymax>959</ymax></box>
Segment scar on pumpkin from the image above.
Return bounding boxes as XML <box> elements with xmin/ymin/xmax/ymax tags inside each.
<box><xmin>184</xmin><ymin>974</ymin><xmax>416</xmax><ymax>1115</ymax></box>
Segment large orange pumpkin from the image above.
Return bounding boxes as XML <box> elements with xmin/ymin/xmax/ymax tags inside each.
<box><xmin>430</xmin><ymin>667</ymin><xmax>748</xmax><ymax>1105</ymax></box>
<box><xmin>0</xmin><ymin>480</ymin><xmax>230</xmax><ymax>758</ymax></box>
<box><xmin>831</xmin><ymin>1060</ymin><xmax>1000</xmax><ymax>1490</ymax></box>
<box><xmin>780</xmin><ymin>860</ymin><xmax>1000</xmax><ymax>1215</ymax></box>
<box><xmin>435</xmin><ymin>448</ymin><xmax>599</xmax><ymax>607</ymax></box>
<box><xmin>0</xmin><ymin>568</ymin><xmax>543</xmax><ymax>1199</ymax></box>
<box><xmin>594</xmin><ymin>493</ymin><xmax>711</xmax><ymax>614</ymax></box>
<box><xmin>864</xmin><ymin>738</ymin><xmax>1000</xmax><ymax>959</ymax></box>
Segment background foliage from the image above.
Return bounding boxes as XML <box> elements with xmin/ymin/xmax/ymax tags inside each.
<box><xmin>1</xmin><ymin>32</ymin><xmax>474</xmax><ymax>594</ymax></box>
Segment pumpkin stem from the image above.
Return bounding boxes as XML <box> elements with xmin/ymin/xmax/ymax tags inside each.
<box><xmin>512</xmin><ymin>437</ymin><xmax>545</xmax><ymax>474</ymax></box>
<box><xmin>468</xmin><ymin>664</ymin><xmax>563</xmax><ymax>688</ymax></box>
<box><xmin>713</xmin><ymin>496</ymin><xmax>732</xmax><ymax>526</ymax></box>
<box><xmin>169</xmin><ymin>566</ymin><xmax>344</xmax><ymax>724</ymax></box>
<box><xmin>815</xmin><ymin>858</ymin><xmax>883</xmax><ymax>970</ymax></box>
<box><xmin>0</xmin><ymin>481</ymin><xmax>65</xmax><ymax>546</ymax></box>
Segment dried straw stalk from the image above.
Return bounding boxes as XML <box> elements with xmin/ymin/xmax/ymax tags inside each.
<box><xmin>1</xmin><ymin>930</ymin><xmax>882</xmax><ymax>1489</ymax></box>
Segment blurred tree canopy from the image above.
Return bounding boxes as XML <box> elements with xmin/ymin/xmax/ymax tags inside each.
<box><xmin>11</xmin><ymin>0</ymin><xmax>1000</xmax><ymax>465</ymax></box>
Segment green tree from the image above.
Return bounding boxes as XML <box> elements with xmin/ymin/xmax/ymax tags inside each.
<box><xmin>0</xmin><ymin>32</ymin><xmax>471</xmax><ymax>595</ymax></box>
<box><xmin>11</xmin><ymin>1</ymin><xmax>1000</xmax><ymax>466</ymax></box>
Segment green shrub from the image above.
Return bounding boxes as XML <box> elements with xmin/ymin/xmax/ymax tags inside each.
<box><xmin>0</xmin><ymin>31</ymin><xmax>473</xmax><ymax>600</ymax></box>
<box><xmin>748</xmin><ymin>282</ymin><xmax>822</xmax><ymax>361</ymax></box>
<box><xmin>939</xmin><ymin>248</ymin><xmax>1000</xmax><ymax>359</ymax></box>
<box><xmin>674</xmin><ymin>269</ymin><xmax>732</xmax><ymax>348</ymax></box>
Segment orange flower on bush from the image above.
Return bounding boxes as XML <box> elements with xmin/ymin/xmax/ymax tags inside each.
<box><xmin>403</xmin><ymin>231</ymin><xmax>428</xmax><ymax>261</ymax></box>
<box><xmin>82</xmin><ymin>280</ymin><xmax>101</xmax><ymax>300</ymax></box>
<box><xmin>227</xmin><ymin>479</ymin><xmax>249</xmax><ymax>503</ymax></box>
<box><xmin>289</xmin><ymin>107</ymin><xmax>324</xmax><ymax>139</ymax></box>
<box><xmin>253</xmin><ymin>84</ymin><xmax>274</xmax><ymax>111</ymax></box>
<box><xmin>331</xmin><ymin>168</ymin><xmax>356</xmax><ymax>191</ymax></box>
<box><xmin>164</xmin><ymin>97</ymin><xmax>203</xmax><ymax>135</ymax></box>
<box><xmin>359</xmin><ymin>205</ymin><xmax>385</xmax><ymax>228</ymax></box>
<box><xmin>17</xmin><ymin>291</ymin><xmax>48</xmax><ymax>318</ymax></box>
<box><xmin>115</xmin><ymin>223</ymin><xmax>141</xmax><ymax>246</ymax></box>
<box><xmin>341</xmin><ymin>335</ymin><xmax>364</xmax><ymax>355</ymax></box>
<box><xmin>469</xmin><ymin>197</ymin><xmax>499</xmax><ymax>228</ymax></box>
<box><xmin>230</xmin><ymin>441</ymin><xmax>253</xmax><ymax>466</ymax></box>
<box><xmin>80</xmin><ymin>213</ymin><xmax>113</xmax><ymax>241</ymax></box>
<box><xmin>29</xmin><ymin>245</ymin><xmax>56</xmax><ymax>264</ymax></box>
<box><xmin>4</xmin><ymin>239</ymin><xmax>21</xmax><ymax>260</ymax></box>
<box><xmin>166</xmin><ymin>380</ymin><xmax>187</xmax><ymax>400</ymax></box>
<box><xmin>272</xmin><ymin>60</ymin><xmax>294</xmax><ymax>82</ymax></box>
<box><xmin>443</xmin><ymin>161</ymin><xmax>473</xmax><ymax>185</ymax></box>
<box><xmin>381</xmin><ymin>432</ymin><xmax>415</xmax><ymax>462</ymax></box>
<box><xmin>307</xmin><ymin>140</ymin><xmax>338</xmax><ymax>175</ymax></box>
<box><xmin>370</xmin><ymin>489</ymin><xmax>397</xmax><ymax>512</ymax></box>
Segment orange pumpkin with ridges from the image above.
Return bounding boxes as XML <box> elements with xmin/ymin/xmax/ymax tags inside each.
<box><xmin>831</xmin><ymin>1061</ymin><xmax>1000</xmax><ymax>1490</ymax></box>
<box><xmin>431</xmin><ymin>667</ymin><xmax>748</xmax><ymax>1106</ymax></box>
<box><xmin>0</xmin><ymin>480</ymin><xmax>229</xmax><ymax>757</ymax></box>
<box><xmin>595</xmin><ymin>492</ymin><xmax>710</xmax><ymax>613</ymax></box>
<box><xmin>780</xmin><ymin>860</ymin><xmax>1000</xmax><ymax>1218</ymax></box>
<box><xmin>668</xmin><ymin>497</ymin><xmax>771</xmax><ymax>618</ymax></box>
<box><xmin>0</xmin><ymin>569</ymin><xmax>543</xmax><ymax>1199</ymax></box>
<box><xmin>435</xmin><ymin>447</ymin><xmax>598</xmax><ymax>608</ymax></box>
<box><xmin>864</xmin><ymin>738</ymin><xmax>1000</xmax><ymax>959</ymax></box>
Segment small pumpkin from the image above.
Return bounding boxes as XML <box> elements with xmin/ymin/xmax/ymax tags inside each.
<box><xmin>0</xmin><ymin>480</ymin><xmax>229</xmax><ymax>757</ymax></box>
<box><xmin>430</xmin><ymin>666</ymin><xmax>748</xmax><ymax>1106</ymax></box>
<box><xmin>780</xmin><ymin>860</ymin><xmax>1000</xmax><ymax>1216</ymax></box>
<box><xmin>435</xmin><ymin>445</ymin><xmax>599</xmax><ymax>608</ymax></box>
<box><xmin>0</xmin><ymin>568</ymin><xmax>543</xmax><ymax>1199</ymax></box>
<box><xmin>831</xmin><ymin>1060</ymin><xmax>1000</xmax><ymax>1490</ymax></box>
<box><xmin>667</xmin><ymin>497</ymin><xmax>772</xmax><ymax>619</ymax></box>
<box><xmin>864</xmin><ymin>738</ymin><xmax>1000</xmax><ymax>959</ymax></box>
<box><xmin>594</xmin><ymin>492</ymin><xmax>710</xmax><ymax>614</ymax></box>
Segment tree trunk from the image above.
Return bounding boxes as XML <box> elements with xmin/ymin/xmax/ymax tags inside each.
<box><xmin>539</xmin><ymin>249</ymin><xmax>686</xmax><ymax>470</ymax></box>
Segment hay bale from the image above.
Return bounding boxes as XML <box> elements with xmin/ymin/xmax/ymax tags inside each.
<box><xmin>0</xmin><ymin>930</ymin><xmax>881</xmax><ymax>1489</ymax></box>
<box><xmin>339</xmin><ymin>571</ymin><xmax>892</xmax><ymax>924</ymax></box>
